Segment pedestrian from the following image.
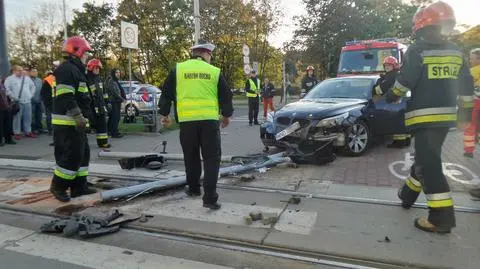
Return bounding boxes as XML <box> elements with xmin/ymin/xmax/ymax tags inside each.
<box><xmin>158</xmin><ymin>40</ymin><xmax>233</xmax><ymax>210</ymax></box>
<box><xmin>107</xmin><ymin>68</ymin><xmax>125</xmax><ymax>138</ymax></box>
<box><xmin>301</xmin><ymin>66</ymin><xmax>318</xmax><ymax>97</ymax></box>
<box><xmin>86</xmin><ymin>59</ymin><xmax>111</xmax><ymax>148</ymax></box>
<box><xmin>463</xmin><ymin>48</ymin><xmax>480</xmax><ymax>159</ymax></box>
<box><xmin>49</xmin><ymin>36</ymin><xmax>96</xmax><ymax>202</ymax></box>
<box><xmin>261</xmin><ymin>77</ymin><xmax>275</xmax><ymax>119</ymax></box>
<box><xmin>0</xmin><ymin>77</ymin><xmax>16</xmax><ymax>146</ymax></box>
<box><xmin>29</xmin><ymin>67</ymin><xmax>45</xmax><ymax>134</ymax></box>
<box><xmin>386</xmin><ymin>1</ymin><xmax>475</xmax><ymax>233</ymax></box>
<box><xmin>245</xmin><ymin>70</ymin><xmax>260</xmax><ymax>126</ymax></box>
<box><xmin>4</xmin><ymin>65</ymin><xmax>36</xmax><ymax>139</ymax></box>
<box><xmin>373</xmin><ymin>56</ymin><xmax>411</xmax><ymax>148</ymax></box>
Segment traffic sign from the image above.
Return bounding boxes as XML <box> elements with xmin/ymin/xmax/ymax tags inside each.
<box><xmin>252</xmin><ymin>61</ymin><xmax>258</xmax><ymax>72</ymax></box>
<box><xmin>243</xmin><ymin>56</ymin><xmax>250</xmax><ymax>64</ymax></box>
<box><xmin>242</xmin><ymin>44</ymin><xmax>250</xmax><ymax>56</ymax></box>
<box><xmin>121</xmin><ymin>21</ymin><xmax>138</xmax><ymax>49</ymax></box>
<box><xmin>243</xmin><ymin>64</ymin><xmax>252</xmax><ymax>75</ymax></box>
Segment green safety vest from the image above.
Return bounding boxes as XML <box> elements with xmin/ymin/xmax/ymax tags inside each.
<box><xmin>176</xmin><ymin>59</ymin><xmax>221</xmax><ymax>122</ymax></box>
<box><xmin>246</xmin><ymin>79</ymin><xmax>260</xmax><ymax>98</ymax></box>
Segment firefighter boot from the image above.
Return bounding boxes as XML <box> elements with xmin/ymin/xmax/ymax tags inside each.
<box><xmin>50</xmin><ymin>177</ymin><xmax>71</xmax><ymax>202</ymax></box>
<box><xmin>414</xmin><ymin>217</ymin><xmax>451</xmax><ymax>234</ymax></box>
<box><xmin>71</xmin><ymin>177</ymin><xmax>97</xmax><ymax>198</ymax></box>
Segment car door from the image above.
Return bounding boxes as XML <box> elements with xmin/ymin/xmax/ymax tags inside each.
<box><xmin>371</xmin><ymin>94</ymin><xmax>408</xmax><ymax>135</ymax></box>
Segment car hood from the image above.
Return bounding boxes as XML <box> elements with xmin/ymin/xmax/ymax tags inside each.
<box><xmin>275</xmin><ymin>98</ymin><xmax>367</xmax><ymax>119</ymax></box>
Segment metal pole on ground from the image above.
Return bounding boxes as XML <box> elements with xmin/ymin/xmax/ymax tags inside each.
<box><xmin>0</xmin><ymin>0</ymin><xmax>10</xmax><ymax>78</ymax></box>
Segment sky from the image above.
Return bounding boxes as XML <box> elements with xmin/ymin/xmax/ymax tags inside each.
<box><xmin>4</xmin><ymin>0</ymin><xmax>480</xmax><ymax>48</ymax></box>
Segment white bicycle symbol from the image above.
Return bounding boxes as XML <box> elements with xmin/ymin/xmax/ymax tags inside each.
<box><xmin>389</xmin><ymin>152</ymin><xmax>480</xmax><ymax>186</ymax></box>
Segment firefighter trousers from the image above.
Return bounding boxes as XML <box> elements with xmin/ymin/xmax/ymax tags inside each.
<box><xmin>398</xmin><ymin>128</ymin><xmax>455</xmax><ymax>228</ymax></box>
<box><xmin>179</xmin><ymin>120</ymin><xmax>221</xmax><ymax>204</ymax></box>
<box><xmin>94</xmin><ymin>114</ymin><xmax>109</xmax><ymax>148</ymax></box>
<box><xmin>463</xmin><ymin>105</ymin><xmax>480</xmax><ymax>154</ymax></box>
<box><xmin>52</xmin><ymin>126</ymin><xmax>90</xmax><ymax>190</ymax></box>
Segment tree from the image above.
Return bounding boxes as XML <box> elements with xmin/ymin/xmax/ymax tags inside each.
<box><xmin>290</xmin><ymin>0</ymin><xmax>420</xmax><ymax>77</ymax></box>
<box><xmin>71</xmin><ymin>3</ymin><xmax>115</xmax><ymax>63</ymax></box>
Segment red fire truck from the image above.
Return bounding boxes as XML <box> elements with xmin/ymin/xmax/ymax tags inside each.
<box><xmin>337</xmin><ymin>38</ymin><xmax>408</xmax><ymax>77</ymax></box>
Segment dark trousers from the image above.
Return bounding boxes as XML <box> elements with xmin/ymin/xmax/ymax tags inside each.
<box><xmin>180</xmin><ymin>120</ymin><xmax>221</xmax><ymax>204</ymax></box>
<box><xmin>248</xmin><ymin>97</ymin><xmax>259</xmax><ymax>124</ymax></box>
<box><xmin>45</xmin><ymin>108</ymin><xmax>52</xmax><ymax>133</ymax></box>
<box><xmin>52</xmin><ymin>126</ymin><xmax>90</xmax><ymax>187</ymax></box>
<box><xmin>108</xmin><ymin>102</ymin><xmax>121</xmax><ymax>136</ymax></box>
<box><xmin>31</xmin><ymin>102</ymin><xmax>43</xmax><ymax>132</ymax></box>
<box><xmin>95</xmin><ymin>114</ymin><xmax>109</xmax><ymax>147</ymax></box>
<box><xmin>399</xmin><ymin>127</ymin><xmax>455</xmax><ymax>228</ymax></box>
<box><xmin>0</xmin><ymin>110</ymin><xmax>13</xmax><ymax>142</ymax></box>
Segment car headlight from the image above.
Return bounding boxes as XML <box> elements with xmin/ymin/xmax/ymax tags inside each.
<box><xmin>316</xmin><ymin>112</ymin><xmax>349</xmax><ymax>128</ymax></box>
<box><xmin>266</xmin><ymin>111</ymin><xmax>275</xmax><ymax>123</ymax></box>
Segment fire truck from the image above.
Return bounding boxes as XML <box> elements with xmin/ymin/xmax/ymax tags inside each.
<box><xmin>337</xmin><ymin>38</ymin><xmax>409</xmax><ymax>77</ymax></box>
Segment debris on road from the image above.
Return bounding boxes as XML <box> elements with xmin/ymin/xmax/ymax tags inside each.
<box><xmin>261</xmin><ymin>213</ymin><xmax>278</xmax><ymax>225</ymax></box>
<box><xmin>244</xmin><ymin>216</ymin><xmax>253</xmax><ymax>225</ymax></box>
<box><xmin>281</xmin><ymin>196</ymin><xmax>301</xmax><ymax>205</ymax></box>
<box><xmin>377</xmin><ymin>236</ymin><xmax>391</xmax><ymax>243</ymax></box>
<box><xmin>40</xmin><ymin>209</ymin><xmax>132</xmax><ymax>238</ymax></box>
<box><xmin>249</xmin><ymin>212</ymin><xmax>263</xmax><ymax>221</ymax></box>
<box><xmin>240</xmin><ymin>174</ymin><xmax>255</xmax><ymax>182</ymax></box>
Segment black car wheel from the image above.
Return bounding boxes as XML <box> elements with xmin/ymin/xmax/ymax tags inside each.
<box><xmin>344</xmin><ymin>120</ymin><xmax>370</xmax><ymax>156</ymax></box>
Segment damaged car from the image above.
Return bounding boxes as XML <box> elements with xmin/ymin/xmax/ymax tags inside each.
<box><xmin>260</xmin><ymin>76</ymin><xmax>408</xmax><ymax>164</ymax></box>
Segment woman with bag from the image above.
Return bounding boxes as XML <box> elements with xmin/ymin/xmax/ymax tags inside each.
<box><xmin>0</xmin><ymin>77</ymin><xmax>15</xmax><ymax>146</ymax></box>
<box><xmin>4</xmin><ymin>65</ymin><xmax>36</xmax><ymax>140</ymax></box>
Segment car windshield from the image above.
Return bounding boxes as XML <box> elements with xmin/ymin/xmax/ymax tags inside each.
<box><xmin>304</xmin><ymin>78</ymin><xmax>374</xmax><ymax>100</ymax></box>
<box><xmin>338</xmin><ymin>48</ymin><xmax>399</xmax><ymax>73</ymax></box>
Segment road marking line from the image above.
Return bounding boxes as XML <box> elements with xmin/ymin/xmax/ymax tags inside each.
<box><xmin>0</xmin><ymin>224</ymin><xmax>35</xmax><ymax>246</ymax></box>
<box><xmin>0</xmin><ymin>224</ymin><xmax>233</xmax><ymax>269</ymax></box>
<box><xmin>121</xmin><ymin>199</ymin><xmax>317</xmax><ymax>235</ymax></box>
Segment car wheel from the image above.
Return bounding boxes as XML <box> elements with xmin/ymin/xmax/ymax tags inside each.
<box><xmin>125</xmin><ymin>104</ymin><xmax>138</xmax><ymax>123</ymax></box>
<box><xmin>344</xmin><ymin>120</ymin><xmax>370</xmax><ymax>156</ymax></box>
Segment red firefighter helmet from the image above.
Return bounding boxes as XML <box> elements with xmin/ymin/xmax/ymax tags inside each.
<box><xmin>383</xmin><ymin>56</ymin><xmax>399</xmax><ymax>69</ymax></box>
<box><xmin>62</xmin><ymin>36</ymin><xmax>92</xmax><ymax>58</ymax></box>
<box><xmin>306</xmin><ymin>66</ymin><xmax>315</xmax><ymax>71</ymax></box>
<box><xmin>412</xmin><ymin>1</ymin><xmax>455</xmax><ymax>34</ymax></box>
<box><xmin>87</xmin><ymin>59</ymin><xmax>103</xmax><ymax>71</ymax></box>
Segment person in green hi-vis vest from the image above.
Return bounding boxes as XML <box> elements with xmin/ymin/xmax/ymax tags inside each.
<box><xmin>158</xmin><ymin>40</ymin><xmax>234</xmax><ymax>211</ymax></box>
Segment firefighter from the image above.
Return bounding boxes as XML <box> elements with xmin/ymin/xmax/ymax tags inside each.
<box><xmin>373</xmin><ymin>56</ymin><xmax>411</xmax><ymax>148</ymax></box>
<box><xmin>86</xmin><ymin>59</ymin><xmax>110</xmax><ymax>149</ymax></box>
<box><xmin>245</xmin><ymin>70</ymin><xmax>260</xmax><ymax>126</ymax></box>
<box><xmin>463</xmin><ymin>48</ymin><xmax>480</xmax><ymax>158</ymax></box>
<box><xmin>386</xmin><ymin>1</ymin><xmax>475</xmax><ymax>233</ymax></box>
<box><xmin>301</xmin><ymin>66</ymin><xmax>318</xmax><ymax>96</ymax></box>
<box><xmin>49</xmin><ymin>36</ymin><xmax>97</xmax><ymax>202</ymax></box>
<box><xmin>158</xmin><ymin>40</ymin><xmax>233</xmax><ymax>210</ymax></box>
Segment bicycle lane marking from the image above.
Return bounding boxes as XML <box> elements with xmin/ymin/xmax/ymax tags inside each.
<box><xmin>388</xmin><ymin>152</ymin><xmax>480</xmax><ymax>186</ymax></box>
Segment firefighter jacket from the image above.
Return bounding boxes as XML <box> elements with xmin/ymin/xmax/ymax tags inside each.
<box><xmin>86</xmin><ymin>72</ymin><xmax>106</xmax><ymax>116</ymax></box>
<box><xmin>52</xmin><ymin>58</ymin><xmax>92</xmax><ymax>128</ymax></box>
<box><xmin>41</xmin><ymin>74</ymin><xmax>55</xmax><ymax>110</ymax></box>
<box><xmin>301</xmin><ymin>76</ymin><xmax>318</xmax><ymax>93</ymax></box>
<box><xmin>373</xmin><ymin>70</ymin><xmax>398</xmax><ymax>96</ymax></box>
<box><xmin>386</xmin><ymin>35</ymin><xmax>475</xmax><ymax>131</ymax></box>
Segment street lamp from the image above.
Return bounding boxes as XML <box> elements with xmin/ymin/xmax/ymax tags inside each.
<box><xmin>193</xmin><ymin>0</ymin><xmax>200</xmax><ymax>44</ymax></box>
<box><xmin>0</xmin><ymin>0</ymin><xmax>9</xmax><ymax>78</ymax></box>
<box><xmin>62</xmin><ymin>0</ymin><xmax>67</xmax><ymax>41</ymax></box>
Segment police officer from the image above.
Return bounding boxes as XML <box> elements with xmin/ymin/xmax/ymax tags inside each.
<box><xmin>86</xmin><ymin>59</ymin><xmax>110</xmax><ymax>149</ymax></box>
<box><xmin>373</xmin><ymin>56</ymin><xmax>411</xmax><ymax>148</ymax></box>
<box><xmin>301</xmin><ymin>66</ymin><xmax>318</xmax><ymax>96</ymax></box>
<box><xmin>245</xmin><ymin>70</ymin><xmax>260</xmax><ymax>126</ymax></box>
<box><xmin>49</xmin><ymin>36</ymin><xmax>97</xmax><ymax>202</ymax></box>
<box><xmin>386</xmin><ymin>1</ymin><xmax>475</xmax><ymax>233</ymax></box>
<box><xmin>158</xmin><ymin>40</ymin><xmax>233</xmax><ymax>210</ymax></box>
